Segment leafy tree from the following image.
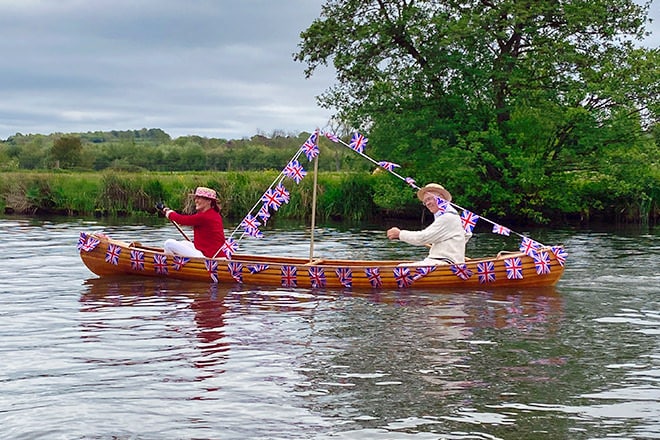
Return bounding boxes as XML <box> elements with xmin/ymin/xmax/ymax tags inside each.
<box><xmin>295</xmin><ymin>0</ymin><xmax>658</xmax><ymax>222</ymax></box>
<box><xmin>51</xmin><ymin>136</ymin><xmax>82</xmax><ymax>169</ymax></box>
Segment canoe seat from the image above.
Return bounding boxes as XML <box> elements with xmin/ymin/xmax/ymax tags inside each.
<box><xmin>496</xmin><ymin>250</ymin><xmax>520</xmax><ymax>258</ymax></box>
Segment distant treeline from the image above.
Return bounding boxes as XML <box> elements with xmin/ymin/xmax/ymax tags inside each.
<box><xmin>0</xmin><ymin>128</ymin><xmax>365</xmax><ymax>173</ymax></box>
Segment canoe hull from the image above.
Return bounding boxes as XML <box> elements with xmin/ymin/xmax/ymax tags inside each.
<box><xmin>78</xmin><ymin>232</ymin><xmax>565</xmax><ymax>290</ymax></box>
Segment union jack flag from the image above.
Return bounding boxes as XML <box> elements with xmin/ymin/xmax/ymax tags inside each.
<box><xmin>377</xmin><ymin>161</ymin><xmax>400</xmax><ymax>172</ymax></box>
<box><xmin>412</xmin><ymin>266</ymin><xmax>436</xmax><ymax>281</ymax></box>
<box><xmin>205</xmin><ymin>259</ymin><xmax>219</xmax><ymax>283</ymax></box>
<box><xmin>220</xmin><ymin>238</ymin><xmax>239</xmax><ymax>259</ymax></box>
<box><xmin>245</xmin><ymin>227</ymin><xmax>264</xmax><ymax>238</ymax></box>
<box><xmin>335</xmin><ymin>267</ymin><xmax>353</xmax><ymax>288</ymax></box>
<box><xmin>504</xmin><ymin>257</ymin><xmax>523</xmax><ymax>279</ymax></box>
<box><xmin>257</xmin><ymin>205</ymin><xmax>271</xmax><ymax>224</ymax></box>
<box><xmin>451</xmin><ymin>264</ymin><xmax>473</xmax><ymax>280</ymax></box>
<box><xmin>477</xmin><ymin>261</ymin><xmax>496</xmax><ymax>284</ymax></box>
<box><xmin>308</xmin><ymin>267</ymin><xmax>326</xmax><ymax>288</ymax></box>
<box><xmin>434</xmin><ymin>197</ymin><xmax>449</xmax><ymax>216</ymax></box>
<box><xmin>520</xmin><ymin>237</ymin><xmax>541</xmax><ymax>256</ymax></box>
<box><xmin>302</xmin><ymin>133</ymin><xmax>319</xmax><ymax>161</ymax></box>
<box><xmin>324</xmin><ymin>131</ymin><xmax>339</xmax><ymax>142</ymax></box>
<box><xmin>492</xmin><ymin>223</ymin><xmax>511</xmax><ymax>236</ymax></box>
<box><xmin>262</xmin><ymin>188</ymin><xmax>283</xmax><ymax>211</ymax></box>
<box><xmin>349</xmin><ymin>132</ymin><xmax>368</xmax><ymax>153</ymax></box>
<box><xmin>228</xmin><ymin>262</ymin><xmax>243</xmax><ymax>283</ymax></box>
<box><xmin>105</xmin><ymin>243</ymin><xmax>121</xmax><ymax>265</ymax></box>
<box><xmin>79</xmin><ymin>234</ymin><xmax>100</xmax><ymax>252</ymax></box>
<box><xmin>405</xmin><ymin>177</ymin><xmax>416</xmax><ymax>188</ymax></box>
<box><xmin>365</xmin><ymin>267</ymin><xmax>382</xmax><ymax>288</ymax></box>
<box><xmin>551</xmin><ymin>246</ymin><xmax>567</xmax><ymax>267</ymax></box>
<box><xmin>77</xmin><ymin>232</ymin><xmax>88</xmax><ymax>251</ymax></box>
<box><xmin>172</xmin><ymin>256</ymin><xmax>190</xmax><ymax>271</ymax></box>
<box><xmin>281</xmin><ymin>266</ymin><xmax>297</xmax><ymax>287</ymax></box>
<box><xmin>240</xmin><ymin>215</ymin><xmax>261</xmax><ymax>232</ymax></box>
<box><xmin>283</xmin><ymin>159</ymin><xmax>307</xmax><ymax>184</ymax></box>
<box><xmin>275</xmin><ymin>183</ymin><xmax>290</xmax><ymax>204</ymax></box>
<box><xmin>153</xmin><ymin>254</ymin><xmax>168</xmax><ymax>275</ymax></box>
<box><xmin>533</xmin><ymin>251</ymin><xmax>551</xmax><ymax>275</ymax></box>
<box><xmin>248</xmin><ymin>264</ymin><xmax>269</xmax><ymax>274</ymax></box>
<box><xmin>460</xmin><ymin>210</ymin><xmax>479</xmax><ymax>233</ymax></box>
<box><xmin>130</xmin><ymin>249</ymin><xmax>145</xmax><ymax>271</ymax></box>
<box><xmin>393</xmin><ymin>267</ymin><xmax>413</xmax><ymax>288</ymax></box>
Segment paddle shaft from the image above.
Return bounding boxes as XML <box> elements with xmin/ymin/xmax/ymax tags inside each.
<box><xmin>170</xmin><ymin>217</ymin><xmax>192</xmax><ymax>242</ymax></box>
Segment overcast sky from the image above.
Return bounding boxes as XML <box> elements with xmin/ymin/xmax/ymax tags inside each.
<box><xmin>0</xmin><ymin>0</ymin><xmax>657</xmax><ymax>141</ymax></box>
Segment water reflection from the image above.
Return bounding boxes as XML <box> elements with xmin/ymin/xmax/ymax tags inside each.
<box><xmin>80</xmin><ymin>279</ymin><xmax>563</xmax><ymax>433</ymax></box>
<box><xmin>80</xmin><ymin>278</ymin><xmax>232</xmax><ymax>382</ymax></box>
<box><xmin>79</xmin><ymin>278</ymin><xmax>565</xmax><ymax>425</ymax></box>
<box><xmin>272</xmin><ymin>286</ymin><xmax>568</xmax><ymax>436</ymax></box>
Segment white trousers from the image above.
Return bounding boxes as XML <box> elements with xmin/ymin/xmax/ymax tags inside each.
<box><xmin>164</xmin><ymin>239</ymin><xmax>205</xmax><ymax>258</ymax></box>
<box><xmin>398</xmin><ymin>257</ymin><xmax>454</xmax><ymax>267</ymax></box>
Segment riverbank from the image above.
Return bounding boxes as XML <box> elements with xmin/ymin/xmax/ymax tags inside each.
<box><xmin>0</xmin><ymin>170</ymin><xmax>382</xmax><ymax>222</ymax></box>
<box><xmin>1</xmin><ymin>170</ymin><xmax>656</xmax><ymax>226</ymax></box>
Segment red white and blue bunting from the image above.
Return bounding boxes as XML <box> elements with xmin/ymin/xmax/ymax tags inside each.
<box><xmin>281</xmin><ymin>266</ymin><xmax>297</xmax><ymax>287</ymax></box>
<box><xmin>214</xmin><ymin>130</ymin><xmax>567</xmax><ymax>276</ymax></box>
<box><xmin>228</xmin><ymin>262</ymin><xmax>243</xmax><ymax>283</ymax></box>
<box><xmin>78</xmin><ymin>232</ymin><xmax>101</xmax><ymax>252</ymax></box>
<box><xmin>153</xmin><ymin>254</ymin><xmax>168</xmax><ymax>275</ymax></box>
<box><xmin>172</xmin><ymin>256</ymin><xmax>190</xmax><ymax>271</ymax></box>
<box><xmin>130</xmin><ymin>249</ymin><xmax>145</xmax><ymax>271</ymax></box>
<box><xmin>308</xmin><ymin>267</ymin><xmax>327</xmax><ymax>288</ymax></box>
<box><xmin>205</xmin><ymin>259</ymin><xmax>218</xmax><ymax>282</ymax></box>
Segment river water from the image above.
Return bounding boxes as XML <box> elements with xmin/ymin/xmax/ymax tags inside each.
<box><xmin>0</xmin><ymin>216</ymin><xmax>658</xmax><ymax>439</ymax></box>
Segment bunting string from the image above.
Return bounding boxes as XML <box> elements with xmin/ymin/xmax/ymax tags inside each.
<box><xmin>216</xmin><ymin>131</ymin><xmax>320</xmax><ymax>258</ymax></box>
<box><xmin>217</xmin><ymin>128</ymin><xmax>551</xmax><ymax>259</ymax></box>
<box><xmin>320</xmin><ymin>130</ymin><xmax>548</xmax><ymax>249</ymax></box>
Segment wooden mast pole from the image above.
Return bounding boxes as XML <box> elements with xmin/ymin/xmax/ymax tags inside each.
<box><xmin>309</xmin><ymin>154</ymin><xmax>319</xmax><ymax>262</ymax></box>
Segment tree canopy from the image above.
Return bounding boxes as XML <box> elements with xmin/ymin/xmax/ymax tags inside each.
<box><xmin>295</xmin><ymin>0</ymin><xmax>659</xmax><ymax>223</ymax></box>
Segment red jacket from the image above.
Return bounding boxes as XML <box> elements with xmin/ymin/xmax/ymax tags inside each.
<box><xmin>168</xmin><ymin>208</ymin><xmax>226</xmax><ymax>258</ymax></box>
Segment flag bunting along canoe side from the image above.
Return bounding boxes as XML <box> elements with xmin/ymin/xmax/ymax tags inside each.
<box><xmin>79</xmin><ymin>232</ymin><xmax>565</xmax><ymax>289</ymax></box>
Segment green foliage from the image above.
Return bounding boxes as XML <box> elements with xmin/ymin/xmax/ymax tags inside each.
<box><xmin>321</xmin><ymin>172</ymin><xmax>376</xmax><ymax>221</ymax></box>
<box><xmin>2</xmin><ymin>0</ymin><xmax>658</xmax><ymax>227</ymax></box>
<box><xmin>51</xmin><ymin>136</ymin><xmax>82</xmax><ymax>169</ymax></box>
<box><xmin>97</xmin><ymin>174</ymin><xmax>145</xmax><ymax>215</ymax></box>
<box><xmin>294</xmin><ymin>0</ymin><xmax>658</xmax><ymax>224</ymax></box>
<box><xmin>49</xmin><ymin>175</ymin><xmax>99</xmax><ymax>214</ymax></box>
<box><xmin>0</xmin><ymin>129</ymin><xmax>364</xmax><ymax>174</ymax></box>
<box><xmin>371</xmin><ymin>172</ymin><xmax>418</xmax><ymax>212</ymax></box>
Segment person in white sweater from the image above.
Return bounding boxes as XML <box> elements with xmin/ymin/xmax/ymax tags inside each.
<box><xmin>387</xmin><ymin>183</ymin><xmax>471</xmax><ymax>265</ymax></box>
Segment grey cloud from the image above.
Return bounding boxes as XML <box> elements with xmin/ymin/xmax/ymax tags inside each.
<box><xmin>0</xmin><ymin>0</ymin><xmax>333</xmax><ymax>139</ymax></box>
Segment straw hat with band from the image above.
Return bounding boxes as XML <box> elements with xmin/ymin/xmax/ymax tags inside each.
<box><xmin>192</xmin><ymin>186</ymin><xmax>217</xmax><ymax>200</ymax></box>
<box><xmin>416</xmin><ymin>183</ymin><xmax>452</xmax><ymax>203</ymax></box>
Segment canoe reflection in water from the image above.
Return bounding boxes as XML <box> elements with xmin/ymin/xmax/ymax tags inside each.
<box><xmin>78</xmin><ymin>277</ymin><xmax>564</xmax><ymax>410</ymax></box>
<box><xmin>80</xmin><ymin>277</ymin><xmax>563</xmax><ymax>338</ymax></box>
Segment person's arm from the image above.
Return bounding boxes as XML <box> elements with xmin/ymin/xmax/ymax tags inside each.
<box><xmin>398</xmin><ymin>217</ymin><xmax>451</xmax><ymax>246</ymax></box>
<box><xmin>165</xmin><ymin>209</ymin><xmax>204</xmax><ymax>226</ymax></box>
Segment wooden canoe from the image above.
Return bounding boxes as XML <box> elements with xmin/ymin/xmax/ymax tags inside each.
<box><xmin>78</xmin><ymin>232</ymin><xmax>565</xmax><ymax>289</ymax></box>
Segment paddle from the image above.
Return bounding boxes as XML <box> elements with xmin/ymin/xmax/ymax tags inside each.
<box><xmin>156</xmin><ymin>202</ymin><xmax>192</xmax><ymax>242</ymax></box>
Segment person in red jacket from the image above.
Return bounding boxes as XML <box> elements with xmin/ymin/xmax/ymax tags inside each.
<box><xmin>162</xmin><ymin>186</ymin><xmax>226</xmax><ymax>258</ymax></box>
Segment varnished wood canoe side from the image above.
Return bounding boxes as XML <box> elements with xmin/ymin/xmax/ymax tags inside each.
<box><xmin>79</xmin><ymin>232</ymin><xmax>565</xmax><ymax>289</ymax></box>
